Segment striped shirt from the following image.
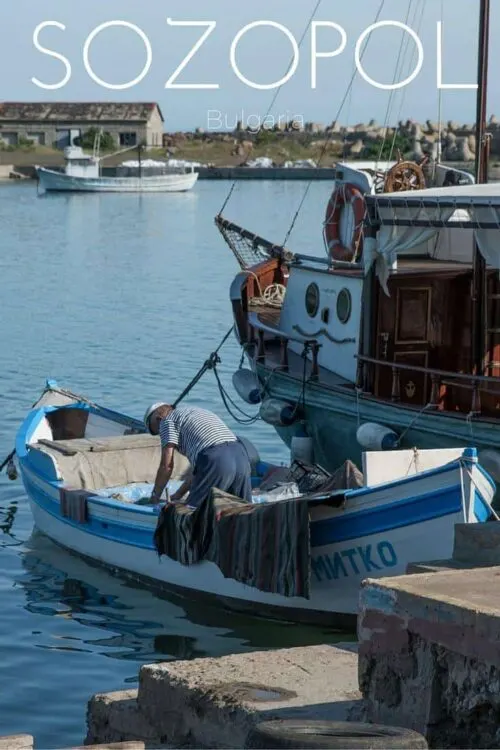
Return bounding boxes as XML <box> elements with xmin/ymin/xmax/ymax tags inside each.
<box><xmin>159</xmin><ymin>406</ymin><xmax>237</xmax><ymax>467</ymax></box>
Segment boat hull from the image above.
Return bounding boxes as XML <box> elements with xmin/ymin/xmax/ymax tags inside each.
<box><xmin>36</xmin><ymin>167</ymin><xmax>199</xmax><ymax>193</ymax></box>
<box><xmin>19</xmin><ymin>441</ymin><xmax>493</xmax><ymax>626</ymax></box>
<box><xmin>258</xmin><ymin>364</ymin><xmax>500</xmax><ymax>477</ymax></box>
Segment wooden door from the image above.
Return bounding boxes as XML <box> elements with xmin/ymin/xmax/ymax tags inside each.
<box><xmin>481</xmin><ymin>273</ymin><xmax>500</xmax><ymax>413</ymax></box>
<box><xmin>376</xmin><ymin>286</ymin><xmax>432</xmax><ymax>406</ymax></box>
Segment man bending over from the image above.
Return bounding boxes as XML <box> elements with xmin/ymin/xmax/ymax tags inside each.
<box><xmin>144</xmin><ymin>402</ymin><xmax>252</xmax><ymax>508</ymax></box>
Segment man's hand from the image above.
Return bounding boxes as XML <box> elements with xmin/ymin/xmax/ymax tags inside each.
<box><xmin>151</xmin><ymin>445</ymin><xmax>175</xmax><ymax>503</ymax></box>
<box><xmin>170</xmin><ymin>476</ymin><xmax>192</xmax><ymax>504</ymax></box>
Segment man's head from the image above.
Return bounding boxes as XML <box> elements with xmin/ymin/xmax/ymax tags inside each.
<box><xmin>144</xmin><ymin>403</ymin><xmax>173</xmax><ymax>435</ymax></box>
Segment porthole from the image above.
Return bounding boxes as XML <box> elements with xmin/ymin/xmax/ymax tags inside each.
<box><xmin>336</xmin><ymin>288</ymin><xmax>352</xmax><ymax>324</ymax></box>
<box><xmin>305</xmin><ymin>283</ymin><xmax>320</xmax><ymax>317</ymax></box>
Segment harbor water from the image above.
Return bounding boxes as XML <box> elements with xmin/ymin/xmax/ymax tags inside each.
<box><xmin>0</xmin><ymin>179</ymin><xmax>342</xmax><ymax>747</ymax></box>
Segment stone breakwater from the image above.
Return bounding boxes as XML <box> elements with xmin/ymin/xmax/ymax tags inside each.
<box><xmin>164</xmin><ymin>116</ymin><xmax>500</xmax><ymax>163</ymax></box>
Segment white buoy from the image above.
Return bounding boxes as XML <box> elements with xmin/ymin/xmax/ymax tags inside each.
<box><xmin>259</xmin><ymin>398</ymin><xmax>297</xmax><ymax>426</ymax></box>
<box><xmin>356</xmin><ymin>422</ymin><xmax>399</xmax><ymax>451</ymax></box>
<box><xmin>232</xmin><ymin>369</ymin><xmax>261</xmax><ymax>405</ymax></box>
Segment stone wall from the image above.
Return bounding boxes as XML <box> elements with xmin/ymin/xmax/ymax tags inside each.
<box><xmin>356</xmin><ymin>567</ymin><xmax>500</xmax><ymax>749</ymax></box>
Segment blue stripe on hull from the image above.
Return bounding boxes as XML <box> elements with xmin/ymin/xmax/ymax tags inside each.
<box><xmin>310</xmin><ymin>484</ymin><xmax>463</xmax><ymax>547</ymax></box>
<box><xmin>21</xmin><ymin>462</ymin><xmax>477</xmax><ymax>553</ymax></box>
<box><xmin>21</xmin><ymin>471</ymin><xmax>156</xmax><ymax>551</ymax></box>
<box><xmin>474</xmin><ymin>489</ymin><xmax>491</xmax><ymax>522</ymax></box>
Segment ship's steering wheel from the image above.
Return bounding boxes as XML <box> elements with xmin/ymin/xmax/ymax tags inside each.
<box><xmin>383</xmin><ymin>160</ymin><xmax>426</xmax><ymax>193</ymax></box>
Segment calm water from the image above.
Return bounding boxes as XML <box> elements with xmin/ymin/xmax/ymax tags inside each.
<box><xmin>0</xmin><ymin>179</ymin><xmax>341</xmax><ymax>748</ymax></box>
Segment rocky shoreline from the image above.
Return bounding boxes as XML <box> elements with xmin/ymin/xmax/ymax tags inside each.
<box><xmin>161</xmin><ymin>117</ymin><xmax>500</xmax><ymax>166</ymax></box>
<box><xmin>2</xmin><ymin>117</ymin><xmax>500</xmax><ymax>174</ymax></box>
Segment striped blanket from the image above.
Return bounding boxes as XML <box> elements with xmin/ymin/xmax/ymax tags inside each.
<box><xmin>153</xmin><ymin>489</ymin><xmax>310</xmax><ymax>599</ymax></box>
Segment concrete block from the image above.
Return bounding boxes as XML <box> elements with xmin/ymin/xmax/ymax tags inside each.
<box><xmin>0</xmin><ymin>165</ymin><xmax>13</xmax><ymax>180</ymax></box>
<box><xmin>358</xmin><ymin>567</ymin><xmax>500</xmax><ymax>748</ymax></box>
<box><xmin>405</xmin><ymin>559</ymin><xmax>466</xmax><ymax>574</ymax></box>
<box><xmin>86</xmin><ymin>690</ymin><xmax>162</xmax><ymax>747</ymax></box>
<box><xmin>453</xmin><ymin>522</ymin><xmax>500</xmax><ymax>564</ymax></box>
<box><xmin>136</xmin><ymin>644</ymin><xmax>360</xmax><ymax>749</ymax></box>
<box><xmin>0</xmin><ymin>736</ymin><xmax>33</xmax><ymax>749</ymax></box>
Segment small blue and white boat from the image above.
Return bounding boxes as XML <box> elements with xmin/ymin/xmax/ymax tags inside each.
<box><xmin>13</xmin><ymin>380</ymin><xmax>496</xmax><ymax>626</ymax></box>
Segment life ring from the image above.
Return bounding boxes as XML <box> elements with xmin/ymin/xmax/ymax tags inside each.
<box><xmin>324</xmin><ymin>183</ymin><xmax>366</xmax><ymax>262</ymax></box>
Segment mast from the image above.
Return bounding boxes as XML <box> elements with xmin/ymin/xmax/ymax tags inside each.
<box><xmin>471</xmin><ymin>0</ymin><xmax>490</xmax><ymax>377</ymax></box>
<box><xmin>138</xmin><ymin>143</ymin><xmax>142</xmax><ymax>179</ymax></box>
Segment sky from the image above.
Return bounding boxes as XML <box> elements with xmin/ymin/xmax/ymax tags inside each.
<box><xmin>0</xmin><ymin>0</ymin><xmax>498</xmax><ymax>131</ymax></box>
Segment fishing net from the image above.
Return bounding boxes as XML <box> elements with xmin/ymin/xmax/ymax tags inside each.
<box><xmin>215</xmin><ymin>215</ymin><xmax>295</xmax><ymax>270</ymax></box>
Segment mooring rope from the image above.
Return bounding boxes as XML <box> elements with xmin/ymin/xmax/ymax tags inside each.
<box><xmin>0</xmin><ymin>450</ymin><xmax>15</xmax><ymax>475</ymax></box>
<box><xmin>0</xmin><ymin>327</ymin><xmax>237</xmax><ymax>477</ymax></box>
<box><xmin>248</xmin><ymin>284</ymin><xmax>286</xmax><ymax>309</ymax></box>
<box><xmin>173</xmin><ymin>326</ymin><xmax>235</xmax><ymax>407</ymax></box>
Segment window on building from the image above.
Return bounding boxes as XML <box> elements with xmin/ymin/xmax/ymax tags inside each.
<box><xmin>0</xmin><ymin>132</ymin><xmax>18</xmax><ymax>146</ymax></box>
<box><xmin>120</xmin><ymin>132</ymin><xmax>137</xmax><ymax>147</ymax></box>
<box><xmin>27</xmin><ymin>132</ymin><xmax>46</xmax><ymax>146</ymax></box>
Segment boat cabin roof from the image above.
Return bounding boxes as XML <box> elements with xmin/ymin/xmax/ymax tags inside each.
<box><xmin>64</xmin><ymin>146</ymin><xmax>97</xmax><ymax>162</ymax></box>
<box><xmin>293</xmin><ymin>256</ymin><xmax>472</xmax><ymax>279</ymax></box>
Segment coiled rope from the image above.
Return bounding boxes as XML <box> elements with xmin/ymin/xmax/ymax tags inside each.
<box><xmin>249</xmin><ymin>283</ymin><xmax>286</xmax><ymax>309</ymax></box>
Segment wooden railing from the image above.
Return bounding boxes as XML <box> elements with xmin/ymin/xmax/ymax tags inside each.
<box><xmin>356</xmin><ymin>355</ymin><xmax>500</xmax><ymax>415</ymax></box>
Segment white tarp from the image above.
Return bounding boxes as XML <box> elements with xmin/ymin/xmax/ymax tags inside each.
<box><xmin>365</xmin><ymin>183</ymin><xmax>500</xmax><ymax>293</ymax></box>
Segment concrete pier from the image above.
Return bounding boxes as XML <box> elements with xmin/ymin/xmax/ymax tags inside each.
<box><xmin>0</xmin><ymin>739</ymin><xmax>143</xmax><ymax>750</ymax></box>
<box><xmin>86</xmin><ymin>644</ymin><xmax>359</xmax><ymax>748</ymax></box>
<box><xmin>0</xmin><ymin>736</ymin><xmax>33</xmax><ymax>749</ymax></box>
<box><xmin>357</xmin><ymin>566</ymin><xmax>500</xmax><ymax>748</ymax></box>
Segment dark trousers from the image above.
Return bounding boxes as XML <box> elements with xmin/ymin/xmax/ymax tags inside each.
<box><xmin>187</xmin><ymin>440</ymin><xmax>252</xmax><ymax>508</ymax></box>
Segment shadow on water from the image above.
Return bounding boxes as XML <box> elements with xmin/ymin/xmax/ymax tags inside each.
<box><xmin>17</xmin><ymin>531</ymin><xmax>354</xmax><ymax>668</ymax></box>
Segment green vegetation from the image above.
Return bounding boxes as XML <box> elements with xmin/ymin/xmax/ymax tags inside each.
<box><xmin>74</xmin><ymin>128</ymin><xmax>116</xmax><ymax>151</ymax></box>
<box><xmin>0</xmin><ymin>136</ymin><xmax>36</xmax><ymax>152</ymax></box>
<box><xmin>362</xmin><ymin>133</ymin><xmax>412</xmax><ymax>160</ymax></box>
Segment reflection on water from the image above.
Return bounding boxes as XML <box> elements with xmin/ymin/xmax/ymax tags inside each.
<box><xmin>19</xmin><ymin>531</ymin><xmax>350</xmax><ymax>667</ymax></box>
<box><xmin>0</xmin><ymin>179</ymin><xmax>341</xmax><ymax>747</ymax></box>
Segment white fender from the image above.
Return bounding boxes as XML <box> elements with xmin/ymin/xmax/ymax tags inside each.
<box><xmin>259</xmin><ymin>399</ymin><xmax>297</xmax><ymax>427</ymax></box>
<box><xmin>356</xmin><ymin>422</ymin><xmax>399</xmax><ymax>451</ymax></box>
<box><xmin>232</xmin><ymin>369</ymin><xmax>262</xmax><ymax>405</ymax></box>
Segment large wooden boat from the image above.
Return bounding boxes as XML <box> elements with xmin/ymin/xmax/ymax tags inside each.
<box><xmin>218</xmin><ymin>1</ymin><xmax>500</xmax><ymax>487</ymax></box>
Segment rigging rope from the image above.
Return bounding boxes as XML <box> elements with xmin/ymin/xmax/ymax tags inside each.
<box><xmin>435</xmin><ymin>0</ymin><xmax>445</xmax><ymax>171</ymax></box>
<box><xmin>376</xmin><ymin>0</ymin><xmax>416</xmax><ymax>164</ymax></box>
<box><xmin>282</xmin><ymin>0</ymin><xmax>387</xmax><ymax>247</ymax></box>
<box><xmin>218</xmin><ymin>0</ymin><xmax>325</xmax><ymax>217</ymax></box>
<box><xmin>387</xmin><ymin>0</ymin><xmax>427</xmax><ymax>161</ymax></box>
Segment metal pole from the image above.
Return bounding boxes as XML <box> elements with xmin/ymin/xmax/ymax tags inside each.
<box><xmin>472</xmin><ymin>0</ymin><xmax>490</xmax><ymax>377</ymax></box>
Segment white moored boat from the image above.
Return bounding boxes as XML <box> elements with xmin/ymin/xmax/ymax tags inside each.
<box><xmin>12</xmin><ymin>380</ymin><xmax>496</xmax><ymax>627</ymax></box>
<box><xmin>36</xmin><ymin>146</ymin><xmax>198</xmax><ymax>194</ymax></box>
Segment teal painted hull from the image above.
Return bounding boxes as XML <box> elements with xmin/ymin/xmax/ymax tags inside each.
<box><xmin>257</xmin><ymin>365</ymin><xmax>500</xmax><ymax>471</ymax></box>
